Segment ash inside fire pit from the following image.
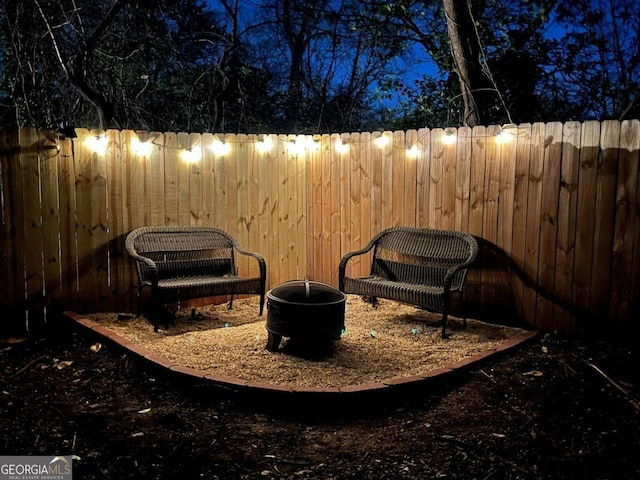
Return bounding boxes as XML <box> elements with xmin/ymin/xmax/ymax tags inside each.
<box><xmin>265</xmin><ymin>280</ymin><xmax>346</xmax><ymax>352</ymax></box>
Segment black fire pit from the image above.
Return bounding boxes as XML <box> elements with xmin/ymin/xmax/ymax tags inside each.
<box><xmin>265</xmin><ymin>280</ymin><xmax>346</xmax><ymax>352</ymax></box>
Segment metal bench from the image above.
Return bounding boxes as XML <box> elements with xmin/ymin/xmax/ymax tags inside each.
<box><xmin>338</xmin><ymin>226</ymin><xmax>478</xmax><ymax>338</ymax></box>
<box><xmin>125</xmin><ymin>226</ymin><xmax>266</xmax><ymax>331</ymax></box>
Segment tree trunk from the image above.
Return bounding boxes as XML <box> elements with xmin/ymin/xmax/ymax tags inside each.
<box><xmin>443</xmin><ymin>0</ymin><xmax>486</xmax><ymax>127</ymax></box>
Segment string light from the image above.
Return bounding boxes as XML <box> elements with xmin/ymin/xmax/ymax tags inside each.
<box><xmin>131</xmin><ymin>138</ymin><xmax>152</xmax><ymax>156</ymax></box>
<box><xmin>287</xmin><ymin>138</ymin><xmax>305</xmax><ymax>155</ymax></box>
<box><xmin>86</xmin><ymin>134</ymin><xmax>107</xmax><ymax>154</ymax></box>
<box><xmin>255</xmin><ymin>135</ymin><xmax>273</xmax><ymax>153</ymax></box>
<box><xmin>374</xmin><ymin>135</ymin><xmax>389</xmax><ymax>148</ymax></box>
<box><xmin>496</xmin><ymin>124</ymin><xmax>516</xmax><ymax>144</ymax></box>
<box><xmin>406</xmin><ymin>145</ymin><xmax>420</xmax><ymax>158</ymax></box>
<box><xmin>442</xmin><ymin>128</ymin><xmax>457</xmax><ymax>145</ymax></box>
<box><xmin>211</xmin><ymin>138</ymin><xmax>231</xmax><ymax>156</ymax></box>
<box><xmin>181</xmin><ymin>148</ymin><xmax>201</xmax><ymax>163</ymax></box>
<box><xmin>335</xmin><ymin>139</ymin><xmax>349</xmax><ymax>154</ymax></box>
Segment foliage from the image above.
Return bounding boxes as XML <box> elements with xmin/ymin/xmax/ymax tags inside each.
<box><xmin>0</xmin><ymin>0</ymin><xmax>638</xmax><ymax>132</ymax></box>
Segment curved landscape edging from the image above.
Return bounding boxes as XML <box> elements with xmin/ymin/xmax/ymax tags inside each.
<box><xmin>64</xmin><ymin>310</ymin><xmax>539</xmax><ymax>399</ymax></box>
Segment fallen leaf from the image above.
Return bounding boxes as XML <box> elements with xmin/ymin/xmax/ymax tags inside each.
<box><xmin>131</xmin><ymin>432</ymin><xmax>144</xmax><ymax>438</ymax></box>
<box><xmin>56</xmin><ymin>361</ymin><xmax>74</xmax><ymax>370</ymax></box>
<box><xmin>523</xmin><ymin>370</ymin><xmax>543</xmax><ymax>377</ymax></box>
<box><xmin>90</xmin><ymin>343</ymin><xmax>102</xmax><ymax>352</ymax></box>
<box><xmin>138</xmin><ymin>408</ymin><xmax>151</xmax><ymax>414</ymax></box>
<box><xmin>5</xmin><ymin>338</ymin><xmax>26</xmax><ymax>344</ymax></box>
<box><xmin>491</xmin><ymin>433</ymin><xmax>506</xmax><ymax>438</ymax></box>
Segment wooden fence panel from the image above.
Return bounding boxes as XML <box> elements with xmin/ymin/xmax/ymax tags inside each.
<box><xmin>1</xmin><ymin>122</ymin><xmax>639</xmax><ymax>336</ymax></box>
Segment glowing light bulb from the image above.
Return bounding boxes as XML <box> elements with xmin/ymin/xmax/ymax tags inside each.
<box><xmin>211</xmin><ymin>138</ymin><xmax>231</xmax><ymax>156</ymax></box>
<box><xmin>335</xmin><ymin>139</ymin><xmax>349</xmax><ymax>154</ymax></box>
<box><xmin>256</xmin><ymin>135</ymin><xmax>273</xmax><ymax>153</ymax></box>
<box><xmin>131</xmin><ymin>138</ymin><xmax>152</xmax><ymax>156</ymax></box>
<box><xmin>442</xmin><ymin>130</ymin><xmax>457</xmax><ymax>145</ymax></box>
<box><xmin>86</xmin><ymin>135</ymin><xmax>107</xmax><ymax>154</ymax></box>
<box><xmin>374</xmin><ymin>135</ymin><xmax>389</xmax><ymax>148</ymax></box>
<box><xmin>407</xmin><ymin>145</ymin><xmax>420</xmax><ymax>158</ymax></box>
<box><xmin>181</xmin><ymin>148</ymin><xmax>201</xmax><ymax>163</ymax></box>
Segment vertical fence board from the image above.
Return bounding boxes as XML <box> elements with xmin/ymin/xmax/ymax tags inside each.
<box><xmin>536</xmin><ymin>122</ymin><xmax>563</xmax><ymax>331</ymax></box>
<box><xmin>189</xmin><ymin>133</ymin><xmax>203</xmax><ymax>227</ymax></box>
<box><xmin>120</xmin><ymin>131</ymin><xmax>137</xmax><ymax>311</ymax></box>
<box><xmin>200</xmin><ymin>133</ymin><xmax>214</xmax><ymax>227</ymax></box>
<box><xmin>483</xmin><ymin>125</ymin><xmax>500</xmax><ymax>244</ymax></box>
<box><xmin>247</xmin><ymin>135</ymin><xmax>262</xmax><ymax>279</ymax></box>
<box><xmin>468</xmin><ymin>126</ymin><xmax>486</xmax><ymax>237</ymax></box>
<box><xmin>609</xmin><ymin>120</ymin><xmax>639</xmax><ymax>329</ymax></box>
<box><xmin>573</xmin><ymin>121</ymin><xmax>601</xmax><ymax>335</ymax></box>
<box><xmin>455</xmin><ymin>127</ymin><xmax>472</xmax><ymax>232</ymax></box>
<box><xmin>0</xmin><ymin>128</ymin><xmax>24</xmax><ymax>332</ymax></box>
<box><xmin>320</xmin><ymin>135</ymin><xmax>332</xmax><ymax>284</ymax></box>
<box><xmin>441</xmin><ymin>128</ymin><xmax>457</xmax><ymax>231</ymax></box>
<box><xmin>359</xmin><ymin>132</ymin><xmax>372</xmax><ymax>277</ymax></box>
<box><xmin>405</xmin><ymin>130</ymin><xmax>418</xmax><ymax>227</ymax></box>
<box><xmin>308</xmin><ymin>136</ymin><xmax>322</xmax><ymax>281</ymax></box>
<box><xmin>511</xmin><ymin>124</ymin><xmax>532</xmax><ymax>320</ymax></box>
<box><xmin>235</xmin><ymin>134</ymin><xmax>250</xmax><ymax>277</ymax></box>
<box><xmin>92</xmin><ymin>131</ymin><xmax>110</xmax><ymax>311</ymax></box>
<box><xmin>287</xmin><ymin>136</ymin><xmax>300</xmax><ymax>280</ymax></box>
<box><xmin>392</xmin><ymin>130</ymin><xmax>407</xmax><ymax>227</ymax></box>
<box><xmin>103</xmin><ymin>131</ymin><xmax>121</xmax><ymax>309</ymax></box>
<box><xmin>349</xmin><ymin>133</ymin><xmax>362</xmax><ymax>275</ymax></box>
<box><xmin>429</xmin><ymin>128</ymin><xmax>445</xmax><ymax>229</ymax></box>
<box><xmin>381</xmin><ymin>132</ymin><xmax>394</xmax><ymax>229</ymax></box>
<box><xmin>522</xmin><ymin>123</ymin><xmax>546</xmax><ymax>327</ymax></box>
<box><xmin>371</xmin><ymin>133</ymin><xmax>386</xmax><ymax>235</ymax></box>
<box><xmin>590</xmin><ymin>121</ymin><xmax>620</xmax><ymax>323</ymax></box>
<box><xmin>554</xmin><ymin>122</ymin><xmax>581</xmax><ymax>331</ymax></box>
<box><xmin>162</xmin><ymin>133</ymin><xmax>178</xmax><ymax>226</ymax></box>
<box><xmin>497</xmin><ymin>128</ymin><xmax>516</xmax><ymax>255</ymax></box>
<box><xmin>57</xmin><ymin>135</ymin><xmax>79</xmax><ymax>313</ymax></box>
<box><xmin>20</xmin><ymin>128</ymin><xmax>45</xmax><ymax>327</ymax></box>
<box><xmin>339</xmin><ymin>134</ymin><xmax>352</xmax><ymax>276</ymax></box>
<box><xmin>416</xmin><ymin>128</ymin><xmax>431</xmax><ymax>228</ymax></box>
<box><xmin>39</xmin><ymin>134</ymin><xmax>62</xmax><ymax>316</ymax></box>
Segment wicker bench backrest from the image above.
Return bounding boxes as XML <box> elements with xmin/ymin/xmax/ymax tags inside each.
<box><xmin>128</xmin><ymin>227</ymin><xmax>236</xmax><ymax>282</ymax></box>
<box><xmin>370</xmin><ymin>228</ymin><xmax>476</xmax><ymax>289</ymax></box>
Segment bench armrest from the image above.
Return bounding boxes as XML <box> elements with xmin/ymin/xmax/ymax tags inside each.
<box><xmin>338</xmin><ymin>241</ymin><xmax>377</xmax><ymax>291</ymax></box>
<box><xmin>234</xmin><ymin>247</ymin><xmax>267</xmax><ymax>283</ymax></box>
<box><xmin>128</xmin><ymin>251</ymin><xmax>159</xmax><ymax>287</ymax></box>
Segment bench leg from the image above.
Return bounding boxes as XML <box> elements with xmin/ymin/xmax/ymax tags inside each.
<box><xmin>441</xmin><ymin>312</ymin><xmax>450</xmax><ymax>339</ymax></box>
<box><xmin>259</xmin><ymin>294</ymin><xmax>265</xmax><ymax>315</ymax></box>
<box><xmin>228</xmin><ymin>295</ymin><xmax>234</xmax><ymax>311</ymax></box>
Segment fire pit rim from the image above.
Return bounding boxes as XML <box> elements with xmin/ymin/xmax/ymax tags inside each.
<box><xmin>266</xmin><ymin>280</ymin><xmax>346</xmax><ymax>307</ymax></box>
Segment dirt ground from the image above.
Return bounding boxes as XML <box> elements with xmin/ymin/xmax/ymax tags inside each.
<box><xmin>1</xmin><ymin>314</ymin><xmax>640</xmax><ymax>479</ymax></box>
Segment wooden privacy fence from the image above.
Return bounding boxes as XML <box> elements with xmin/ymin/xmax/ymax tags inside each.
<box><xmin>1</xmin><ymin>121</ymin><xmax>639</xmax><ymax>337</ymax></box>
